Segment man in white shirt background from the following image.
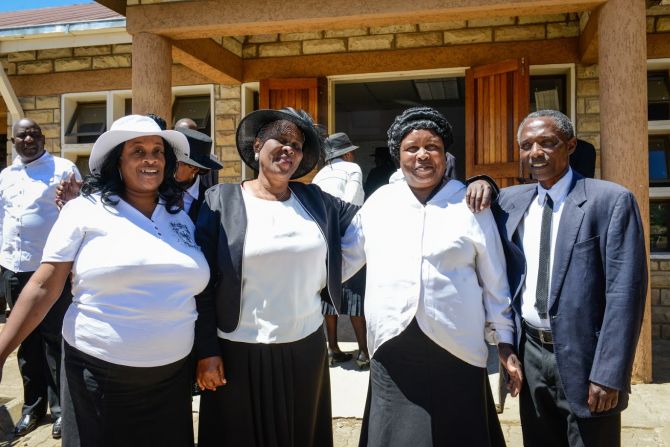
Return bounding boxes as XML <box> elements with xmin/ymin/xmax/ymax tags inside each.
<box><xmin>312</xmin><ymin>132</ymin><xmax>369</xmax><ymax>368</ymax></box>
<box><xmin>0</xmin><ymin>118</ymin><xmax>80</xmax><ymax>439</ymax></box>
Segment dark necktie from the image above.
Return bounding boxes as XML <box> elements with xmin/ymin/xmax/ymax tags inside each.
<box><xmin>535</xmin><ymin>194</ymin><xmax>554</xmax><ymax>319</ymax></box>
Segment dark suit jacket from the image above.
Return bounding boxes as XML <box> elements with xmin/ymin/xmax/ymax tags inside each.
<box><xmin>186</xmin><ymin>179</ymin><xmax>208</xmax><ymax>223</ymax></box>
<box><xmin>493</xmin><ymin>171</ymin><xmax>647</xmax><ymax>418</ymax></box>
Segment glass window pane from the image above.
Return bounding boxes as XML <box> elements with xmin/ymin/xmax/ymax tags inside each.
<box><xmin>530</xmin><ymin>75</ymin><xmax>566</xmax><ymax>114</ymax></box>
<box><xmin>650</xmin><ymin>135</ymin><xmax>670</xmax><ymax>185</ymax></box>
<box><xmin>172</xmin><ymin>95</ymin><xmax>211</xmax><ymax>135</ymax></box>
<box><xmin>651</xmin><ymin>200</ymin><xmax>670</xmax><ymax>252</ymax></box>
<box><xmin>648</xmin><ymin>71</ymin><xmax>670</xmax><ymax>121</ymax></box>
<box><xmin>66</xmin><ymin>102</ymin><xmax>106</xmax><ymax>144</ymax></box>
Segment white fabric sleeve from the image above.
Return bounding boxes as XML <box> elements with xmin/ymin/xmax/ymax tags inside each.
<box><xmin>72</xmin><ymin>164</ymin><xmax>82</xmax><ymax>182</ymax></box>
<box><xmin>341</xmin><ymin>211</ymin><xmax>366</xmax><ymax>282</ymax></box>
<box><xmin>472</xmin><ymin>208</ymin><xmax>515</xmax><ymax>345</ymax></box>
<box><xmin>343</xmin><ymin>168</ymin><xmax>364</xmax><ymax>206</ymax></box>
<box><xmin>42</xmin><ymin>198</ymin><xmax>86</xmax><ymax>263</ymax></box>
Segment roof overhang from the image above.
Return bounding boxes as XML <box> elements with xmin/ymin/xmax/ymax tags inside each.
<box><xmin>0</xmin><ymin>19</ymin><xmax>129</xmax><ymax>52</ymax></box>
<box><xmin>125</xmin><ymin>0</ymin><xmax>607</xmax><ymax>40</ymax></box>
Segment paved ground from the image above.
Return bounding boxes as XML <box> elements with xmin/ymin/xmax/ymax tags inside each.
<box><xmin>0</xmin><ymin>318</ymin><xmax>669</xmax><ymax>446</ymax></box>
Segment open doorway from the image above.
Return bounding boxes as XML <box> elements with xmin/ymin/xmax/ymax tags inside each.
<box><xmin>333</xmin><ymin>75</ymin><xmax>466</xmax><ymax>186</ymax></box>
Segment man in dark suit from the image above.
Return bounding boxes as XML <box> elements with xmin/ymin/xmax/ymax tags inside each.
<box><xmin>173</xmin><ymin>127</ymin><xmax>222</xmax><ymax>222</ymax></box>
<box><xmin>493</xmin><ymin>110</ymin><xmax>647</xmax><ymax>446</ymax></box>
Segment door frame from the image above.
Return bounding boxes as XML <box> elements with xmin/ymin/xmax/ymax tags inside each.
<box><xmin>327</xmin><ymin>67</ymin><xmax>468</xmax><ymax>135</ymax></box>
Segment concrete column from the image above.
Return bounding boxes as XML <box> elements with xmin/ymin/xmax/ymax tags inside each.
<box><xmin>132</xmin><ymin>32</ymin><xmax>172</xmax><ymax>125</ymax></box>
<box><xmin>598</xmin><ymin>0</ymin><xmax>651</xmax><ymax>383</ymax></box>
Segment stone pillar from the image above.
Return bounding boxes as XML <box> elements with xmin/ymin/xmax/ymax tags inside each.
<box><xmin>598</xmin><ymin>0</ymin><xmax>651</xmax><ymax>383</ymax></box>
<box><xmin>132</xmin><ymin>32</ymin><xmax>172</xmax><ymax>125</ymax></box>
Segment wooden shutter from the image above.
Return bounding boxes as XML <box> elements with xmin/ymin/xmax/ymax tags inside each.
<box><xmin>259</xmin><ymin>78</ymin><xmax>322</xmax><ymax>182</ymax></box>
<box><xmin>465</xmin><ymin>58</ymin><xmax>529</xmax><ymax>187</ymax></box>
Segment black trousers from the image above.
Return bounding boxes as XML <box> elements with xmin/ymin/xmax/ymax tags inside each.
<box><xmin>3</xmin><ymin>268</ymin><xmax>71</xmax><ymax>420</ymax></box>
<box><xmin>519</xmin><ymin>330</ymin><xmax>621</xmax><ymax>447</ymax></box>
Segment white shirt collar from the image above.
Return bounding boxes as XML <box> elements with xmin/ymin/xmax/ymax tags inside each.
<box><xmin>537</xmin><ymin>167</ymin><xmax>573</xmax><ymax>206</ymax></box>
<box><xmin>13</xmin><ymin>150</ymin><xmax>50</xmax><ymax>167</ymax></box>
<box><xmin>186</xmin><ymin>175</ymin><xmax>200</xmax><ymax>200</ymax></box>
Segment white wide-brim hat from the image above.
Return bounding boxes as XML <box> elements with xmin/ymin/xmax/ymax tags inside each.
<box><xmin>89</xmin><ymin>115</ymin><xmax>190</xmax><ymax>175</ymax></box>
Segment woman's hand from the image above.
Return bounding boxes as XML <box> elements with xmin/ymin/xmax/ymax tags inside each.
<box><xmin>465</xmin><ymin>179</ymin><xmax>494</xmax><ymax>213</ymax></box>
<box><xmin>498</xmin><ymin>343</ymin><xmax>523</xmax><ymax>397</ymax></box>
<box><xmin>196</xmin><ymin>356</ymin><xmax>226</xmax><ymax>391</ymax></box>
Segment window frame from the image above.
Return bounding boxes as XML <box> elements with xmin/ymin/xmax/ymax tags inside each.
<box><xmin>648</xmin><ymin>59</ymin><xmax>670</xmax><ymax>257</ymax></box>
<box><xmin>61</xmin><ymin>85</ymin><xmax>214</xmax><ymax>173</ymax></box>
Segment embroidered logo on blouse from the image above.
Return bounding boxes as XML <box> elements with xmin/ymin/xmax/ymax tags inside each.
<box><xmin>170</xmin><ymin>222</ymin><xmax>198</xmax><ymax>249</ymax></box>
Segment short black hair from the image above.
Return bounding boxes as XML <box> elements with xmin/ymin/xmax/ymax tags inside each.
<box><xmin>81</xmin><ymin>139</ymin><xmax>182</xmax><ymax>213</ymax></box>
<box><xmin>387</xmin><ymin>106</ymin><xmax>454</xmax><ymax>162</ymax></box>
<box><xmin>145</xmin><ymin>113</ymin><xmax>167</xmax><ymax>131</ymax></box>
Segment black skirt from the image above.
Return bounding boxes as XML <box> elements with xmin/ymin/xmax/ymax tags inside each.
<box><xmin>198</xmin><ymin>327</ymin><xmax>333</xmax><ymax>447</ymax></box>
<box><xmin>60</xmin><ymin>341</ymin><xmax>194</xmax><ymax>447</ymax></box>
<box><xmin>359</xmin><ymin>319</ymin><xmax>506</xmax><ymax>447</ymax></box>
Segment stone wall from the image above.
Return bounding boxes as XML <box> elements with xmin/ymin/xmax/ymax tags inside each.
<box><xmin>6</xmin><ymin>95</ymin><xmax>61</xmax><ymax>156</ymax></box>
<box><xmin>213</xmin><ymin>85</ymin><xmax>242</xmax><ymax>182</ymax></box>
<box><xmin>575</xmin><ymin>64</ymin><xmax>600</xmax><ymax>178</ymax></box>
<box><xmin>4</xmin><ymin>44</ymin><xmax>132</xmax><ymax>76</ymax></box>
<box><xmin>240</xmin><ymin>15</ymin><xmax>580</xmax><ymax>59</ymax></box>
<box><xmin>652</xmin><ymin>259</ymin><xmax>670</xmax><ymax>339</ymax></box>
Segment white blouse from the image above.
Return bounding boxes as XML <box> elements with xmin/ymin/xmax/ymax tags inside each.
<box><xmin>342</xmin><ymin>179</ymin><xmax>514</xmax><ymax>367</ymax></box>
<box><xmin>218</xmin><ymin>188</ymin><xmax>327</xmax><ymax>344</ymax></box>
<box><xmin>42</xmin><ymin>194</ymin><xmax>209</xmax><ymax>367</ymax></box>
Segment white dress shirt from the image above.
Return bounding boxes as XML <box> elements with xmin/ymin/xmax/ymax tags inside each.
<box><xmin>183</xmin><ymin>175</ymin><xmax>200</xmax><ymax>214</ymax></box>
<box><xmin>312</xmin><ymin>158</ymin><xmax>364</xmax><ymax>206</ymax></box>
<box><xmin>219</xmin><ymin>188</ymin><xmax>327</xmax><ymax>344</ymax></box>
<box><xmin>42</xmin><ymin>194</ymin><xmax>209</xmax><ymax>367</ymax></box>
<box><xmin>519</xmin><ymin>168</ymin><xmax>574</xmax><ymax>329</ymax></box>
<box><xmin>0</xmin><ymin>152</ymin><xmax>80</xmax><ymax>272</ymax></box>
<box><xmin>342</xmin><ymin>179</ymin><xmax>514</xmax><ymax>367</ymax></box>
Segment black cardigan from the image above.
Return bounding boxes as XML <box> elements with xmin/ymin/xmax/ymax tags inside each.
<box><xmin>193</xmin><ymin>182</ymin><xmax>359</xmax><ymax>359</ymax></box>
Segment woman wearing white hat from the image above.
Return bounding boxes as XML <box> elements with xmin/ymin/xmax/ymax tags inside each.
<box><xmin>0</xmin><ymin>115</ymin><xmax>210</xmax><ymax>446</ymax></box>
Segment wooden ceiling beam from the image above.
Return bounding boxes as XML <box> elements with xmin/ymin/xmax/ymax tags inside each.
<box><xmin>579</xmin><ymin>8</ymin><xmax>600</xmax><ymax>64</ymax></box>
<box><xmin>172</xmin><ymin>38</ymin><xmax>243</xmax><ymax>84</ymax></box>
<box><xmin>126</xmin><ymin>0</ymin><xmax>606</xmax><ymax>40</ymax></box>
<box><xmin>7</xmin><ymin>65</ymin><xmax>211</xmax><ymax>97</ymax></box>
<box><xmin>94</xmin><ymin>0</ymin><xmax>126</xmax><ymax>15</ymax></box>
